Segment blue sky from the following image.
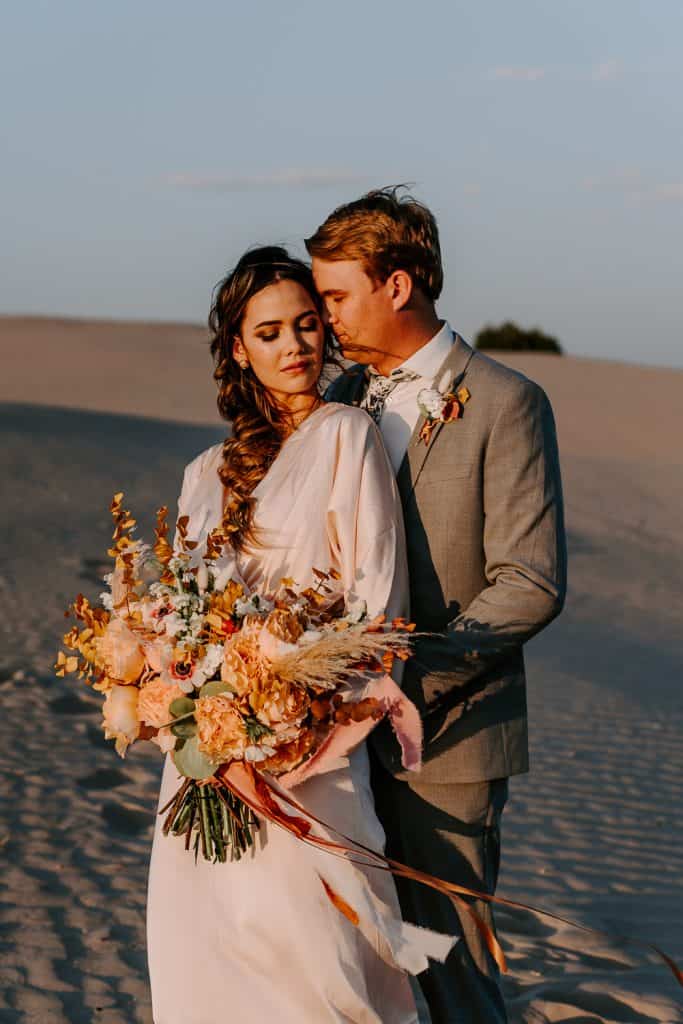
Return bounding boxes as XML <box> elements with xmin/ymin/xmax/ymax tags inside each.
<box><xmin>1</xmin><ymin>0</ymin><xmax>681</xmax><ymax>366</ymax></box>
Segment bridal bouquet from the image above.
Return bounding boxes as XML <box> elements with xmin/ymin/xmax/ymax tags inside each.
<box><xmin>55</xmin><ymin>494</ymin><xmax>417</xmax><ymax>863</ymax></box>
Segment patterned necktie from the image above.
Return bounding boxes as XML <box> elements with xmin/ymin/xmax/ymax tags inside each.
<box><xmin>360</xmin><ymin>367</ymin><xmax>421</xmax><ymax>424</ymax></box>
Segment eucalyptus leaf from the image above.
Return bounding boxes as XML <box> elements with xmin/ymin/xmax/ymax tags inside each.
<box><xmin>171</xmin><ymin>718</ymin><xmax>197</xmax><ymax>739</ymax></box>
<box><xmin>169</xmin><ymin>697</ymin><xmax>196</xmax><ymax>717</ymax></box>
<box><xmin>199</xmin><ymin>679</ymin><xmax>235</xmax><ymax>698</ymax></box>
<box><xmin>173</xmin><ymin>735</ymin><xmax>217</xmax><ymax>780</ymax></box>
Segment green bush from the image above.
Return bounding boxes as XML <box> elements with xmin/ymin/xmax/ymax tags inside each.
<box><xmin>474</xmin><ymin>321</ymin><xmax>563</xmax><ymax>354</ymax></box>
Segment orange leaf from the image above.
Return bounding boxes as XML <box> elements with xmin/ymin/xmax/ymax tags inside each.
<box><xmin>319</xmin><ymin>877</ymin><xmax>360</xmax><ymax>926</ymax></box>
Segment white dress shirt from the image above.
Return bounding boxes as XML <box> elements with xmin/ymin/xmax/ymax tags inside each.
<box><xmin>374</xmin><ymin>321</ymin><xmax>455</xmax><ymax>473</ymax></box>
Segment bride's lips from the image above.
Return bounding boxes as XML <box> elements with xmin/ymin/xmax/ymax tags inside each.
<box><xmin>281</xmin><ymin>360</ymin><xmax>313</xmax><ymax>374</ymax></box>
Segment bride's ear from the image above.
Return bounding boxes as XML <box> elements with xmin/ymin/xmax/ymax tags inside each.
<box><xmin>232</xmin><ymin>337</ymin><xmax>249</xmax><ymax>370</ymax></box>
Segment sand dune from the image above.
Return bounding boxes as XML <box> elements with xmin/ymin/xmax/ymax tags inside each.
<box><xmin>0</xmin><ymin>319</ymin><xmax>681</xmax><ymax>1023</ymax></box>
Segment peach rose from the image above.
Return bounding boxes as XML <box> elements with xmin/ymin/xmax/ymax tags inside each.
<box><xmin>195</xmin><ymin>694</ymin><xmax>249</xmax><ymax>762</ymax></box>
<box><xmin>221</xmin><ymin>646</ymin><xmax>251</xmax><ymax>696</ymax></box>
<box><xmin>251</xmin><ymin>680</ymin><xmax>309</xmax><ymax>731</ymax></box>
<box><xmin>137</xmin><ymin>676</ymin><xmax>184</xmax><ymax>753</ymax></box>
<box><xmin>98</xmin><ymin>617</ymin><xmax>146</xmax><ymax>683</ymax></box>
<box><xmin>102</xmin><ymin>684</ymin><xmax>140</xmax><ymax>757</ymax></box>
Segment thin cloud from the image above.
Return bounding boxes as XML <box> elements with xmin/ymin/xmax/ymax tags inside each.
<box><xmin>592</xmin><ymin>59</ymin><xmax>621</xmax><ymax>82</ymax></box>
<box><xmin>162</xmin><ymin>169</ymin><xmax>370</xmax><ymax>192</ymax></box>
<box><xmin>582</xmin><ymin>169</ymin><xmax>643</xmax><ymax>194</ymax></box>
<box><xmin>583</xmin><ymin>170</ymin><xmax>683</xmax><ymax>203</ymax></box>
<box><xmin>491</xmin><ymin>66</ymin><xmax>546</xmax><ymax>81</ymax></box>
<box><xmin>651</xmin><ymin>183</ymin><xmax>683</xmax><ymax>202</ymax></box>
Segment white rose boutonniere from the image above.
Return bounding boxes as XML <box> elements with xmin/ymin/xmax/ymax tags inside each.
<box><xmin>416</xmin><ymin>379</ymin><xmax>471</xmax><ymax>446</ymax></box>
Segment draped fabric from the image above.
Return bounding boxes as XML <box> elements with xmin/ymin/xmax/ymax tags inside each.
<box><xmin>146</xmin><ymin>404</ymin><xmax>422</xmax><ymax>1023</ymax></box>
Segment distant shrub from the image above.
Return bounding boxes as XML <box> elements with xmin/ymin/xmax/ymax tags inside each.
<box><xmin>474</xmin><ymin>321</ymin><xmax>563</xmax><ymax>354</ymax></box>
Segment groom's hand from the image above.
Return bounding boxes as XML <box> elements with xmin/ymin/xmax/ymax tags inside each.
<box><xmin>409</xmin><ymin>379</ymin><xmax>566</xmax><ymax>709</ymax></box>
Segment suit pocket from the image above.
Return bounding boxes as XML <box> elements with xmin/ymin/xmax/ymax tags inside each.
<box><xmin>418</xmin><ymin>464</ymin><xmax>475</xmax><ymax>484</ymax></box>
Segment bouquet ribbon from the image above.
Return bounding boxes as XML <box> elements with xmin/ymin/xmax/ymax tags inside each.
<box><xmin>217</xmin><ymin>759</ymin><xmax>683</xmax><ymax>989</ymax></box>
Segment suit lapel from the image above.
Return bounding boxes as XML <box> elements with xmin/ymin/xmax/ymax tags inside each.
<box><xmin>397</xmin><ymin>335</ymin><xmax>475</xmax><ymax>503</ymax></box>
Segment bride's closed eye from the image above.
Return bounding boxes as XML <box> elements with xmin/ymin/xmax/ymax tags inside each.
<box><xmin>299</xmin><ymin>315</ymin><xmax>321</xmax><ymax>333</ymax></box>
<box><xmin>256</xmin><ymin>315</ymin><xmax>320</xmax><ymax>343</ymax></box>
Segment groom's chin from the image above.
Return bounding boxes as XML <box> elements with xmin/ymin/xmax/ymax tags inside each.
<box><xmin>339</xmin><ymin>343</ymin><xmax>375</xmax><ymax>365</ymax></box>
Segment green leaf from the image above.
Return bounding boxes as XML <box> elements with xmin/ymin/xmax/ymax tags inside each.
<box><xmin>169</xmin><ymin>697</ymin><xmax>196</xmax><ymax>717</ymax></box>
<box><xmin>173</xmin><ymin>735</ymin><xmax>217</xmax><ymax>780</ymax></box>
<box><xmin>171</xmin><ymin>718</ymin><xmax>197</xmax><ymax>739</ymax></box>
<box><xmin>244</xmin><ymin>715</ymin><xmax>274</xmax><ymax>743</ymax></box>
<box><xmin>199</xmin><ymin>679</ymin><xmax>235</xmax><ymax>698</ymax></box>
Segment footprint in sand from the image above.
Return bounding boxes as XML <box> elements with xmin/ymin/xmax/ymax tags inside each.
<box><xmin>100</xmin><ymin>801</ymin><xmax>151</xmax><ymax>836</ymax></box>
<box><xmin>49</xmin><ymin>693</ymin><xmax>96</xmax><ymax>715</ymax></box>
<box><xmin>77</xmin><ymin>768</ymin><xmax>128</xmax><ymax>790</ymax></box>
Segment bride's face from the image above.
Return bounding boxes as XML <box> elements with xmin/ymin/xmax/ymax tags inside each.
<box><xmin>233</xmin><ymin>280</ymin><xmax>324</xmax><ymax>399</ymax></box>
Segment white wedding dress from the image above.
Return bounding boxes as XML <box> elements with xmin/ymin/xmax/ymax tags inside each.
<box><xmin>146</xmin><ymin>403</ymin><xmax>434</xmax><ymax>1024</ymax></box>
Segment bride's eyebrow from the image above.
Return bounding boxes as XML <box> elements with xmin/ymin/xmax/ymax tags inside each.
<box><xmin>254</xmin><ymin>309</ymin><xmax>318</xmax><ymax>329</ymax></box>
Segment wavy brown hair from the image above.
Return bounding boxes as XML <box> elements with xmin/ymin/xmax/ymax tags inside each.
<box><xmin>305</xmin><ymin>185</ymin><xmax>443</xmax><ymax>302</ymax></box>
<box><xmin>208</xmin><ymin>245</ymin><xmax>338</xmax><ymax>553</ymax></box>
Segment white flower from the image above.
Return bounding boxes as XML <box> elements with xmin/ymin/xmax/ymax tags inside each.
<box><xmin>235</xmin><ymin>593</ymin><xmax>270</xmax><ymax>614</ymax></box>
<box><xmin>187</xmin><ymin>611</ymin><xmax>204</xmax><ymax>636</ymax></box>
<box><xmin>244</xmin><ymin>745</ymin><xmax>275</xmax><ymax>763</ymax></box>
<box><xmin>418</xmin><ymin>387</ymin><xmax>446</xmax><ymax>420</ymax></box>
<box><xmin>100</xmin><ymin>592</ymin><xmax>114</xmax><ymax>612</ymax></box>
<box><xmin>201</xmin><ymin>643</ymin><xmax>224</xmax><ymax>678</ymax></box>
<box><xmin>196</xmin><ymin>563</ymin><xmax>210</xmax><ymax>594</ymax></box>
<box><xmin>161</xmin><ymin>611</ymin><xmax>186</xmax><ymax>639</ymax></box>
<box><xmin>168</xmin><ymin>555</ymin><xmax>185</xmax><ymax>575</ymax></box>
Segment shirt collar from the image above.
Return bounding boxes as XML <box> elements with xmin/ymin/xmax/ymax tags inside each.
<box><xmin>398</xmin><ymin>321</ymin><xmax>454</xmax><ymax>380</ymax></box>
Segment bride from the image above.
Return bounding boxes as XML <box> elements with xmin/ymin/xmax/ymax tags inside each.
<box><xmin>146</xmin><ymin>246</ymin><xmax>449</xmax><ymax>1023</ymax></box>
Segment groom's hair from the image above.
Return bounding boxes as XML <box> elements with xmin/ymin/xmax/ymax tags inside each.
<box><xmin>305</xmin><ymin>185</ymin><xmax>443</xmax><ymax>302</ymax></box>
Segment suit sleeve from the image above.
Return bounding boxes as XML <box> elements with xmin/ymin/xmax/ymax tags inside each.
<box><xmin>412</xmin><ymin>380</ymin><xmax>567</xmax><ymax>704</ymax></box>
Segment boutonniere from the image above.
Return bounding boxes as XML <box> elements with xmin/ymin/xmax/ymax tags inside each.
<box><xmin>416</xmin><ymin>378</ymin><xmax>471</xmax><ymax>446</ymax></box>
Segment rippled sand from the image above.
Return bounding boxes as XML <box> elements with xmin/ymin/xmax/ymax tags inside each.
<box><xmin>1</xmin><ymin>320</ymin><xmax>681</xmax><ymax>1023</ymax></box>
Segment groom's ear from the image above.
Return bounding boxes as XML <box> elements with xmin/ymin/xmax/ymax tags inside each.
<box><xmin>385</xmin><ymin>269</ymin><xmax>413</xmax><ymax>312</ymax></box>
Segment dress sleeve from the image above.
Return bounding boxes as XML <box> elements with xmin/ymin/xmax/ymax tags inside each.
<box><xmin>326</xmin><ymin>413</ymin><xmax>409</xmax><ymax>624</ymax></box>
<box><xmin>171</xmin><ymin>445</ymin><xmax>217</xmax><ymax>554</ymax></box>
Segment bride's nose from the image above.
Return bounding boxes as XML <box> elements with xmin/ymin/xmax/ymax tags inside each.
<box><xmin>288</xmin><ymin>326</ymin><xmax>313</xmax><ymax>353</ymax></box>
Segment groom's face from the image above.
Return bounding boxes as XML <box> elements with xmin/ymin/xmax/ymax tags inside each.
<box><xmin>312</xmin><ymin>258</ymin><xmax>395</xmax><ymax>367</ymax></box>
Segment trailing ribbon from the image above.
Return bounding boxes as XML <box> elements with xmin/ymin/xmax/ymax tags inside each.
<box><xmin>217</xmin><ymin>762</ymin><xmax>683</xmax><ymax>989</ymax></box>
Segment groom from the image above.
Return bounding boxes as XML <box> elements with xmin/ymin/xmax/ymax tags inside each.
<box><xmin>306</xmin><ymin>188</ymin><xmax>567</xmax><ymax>1023</ymax></box>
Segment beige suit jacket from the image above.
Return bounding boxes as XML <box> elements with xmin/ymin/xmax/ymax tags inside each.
<box><xmin>327</xmin><ymin>335</ymin><xmax>567</xmax><ymax>784</ymax></box>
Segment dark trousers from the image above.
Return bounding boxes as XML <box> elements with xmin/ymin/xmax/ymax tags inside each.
<box><xmin>370</xmin><ymin>749</ymin><xmax>509</xmax><ymax>1024</ymax></box>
